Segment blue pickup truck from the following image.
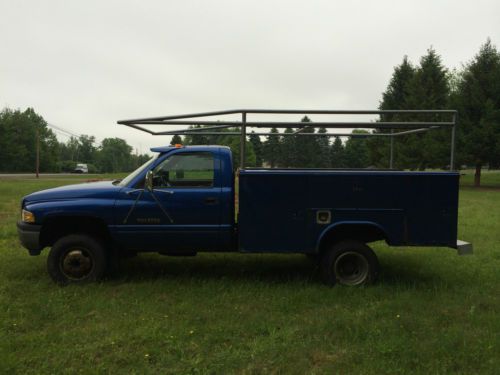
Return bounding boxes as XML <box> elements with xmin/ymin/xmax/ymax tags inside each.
<box><xmin>17</xmin><ymin>143</ymin><xmax>472</xmax><ymax>286</ymax></box>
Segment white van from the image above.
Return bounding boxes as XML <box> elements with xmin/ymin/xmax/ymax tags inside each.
<box><xmin>73</xmin><ymin>163</ymin><xmax>88</xmax><ymax>173</ymax></box>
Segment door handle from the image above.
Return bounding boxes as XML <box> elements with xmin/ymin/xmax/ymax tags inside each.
<box><xmin>204</xmin><ymin>197</ymin><xmax>218</xmax><ymax>205</ymax></box>
<box><xmin>155</xmin><ymin>189</ymin><xmax>175</xmax><ymax>195</ymax></box>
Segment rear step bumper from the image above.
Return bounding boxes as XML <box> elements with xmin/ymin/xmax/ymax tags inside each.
<box><xmin>456</xmin><ymin>240</ymin><xmax>473</xmax><ymax>255</ymax></box>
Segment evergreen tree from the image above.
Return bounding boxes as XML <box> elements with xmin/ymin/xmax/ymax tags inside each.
<box><xmin>344</xmin><ymin>130</ymin><xmax>370</xmax><ymax>168</ymax></box>
<box><xmin>405</xmin><ymin>48</ymin><xmax>450</xmax><ymax>170</ymax></box>
<box><xmin>376</xmin><ymin>49</ymin><xmax>451</xmax><ymax>170</ymax></box>
<box><xmin>330</xmin><ymin>136</ymin><xmax>345</xmax><ymax>168</ymax></box>
<box><xmin>371</xmin><ymin>56</ymin><xmax>416</xmax><ymax>168</ymax></box>
<box><xmin>454</xmin><ymin>39</ymin><xmax>500</xmax><ymax>186</ymax></box>
<box><xmin>263</xmin><ymin>127</ymin><xmax>281</xmax><ymax>167</ymax></box>
<box><xmin>379</xmin><ymin>56</ymin><xmax>416</xmax><ymax>116</ymax></box>
<box><xmin>294</xmin><ymin>116</ymin><xmax>317</xmax><ymax>168</ymax></box>
<box><xmin>220</xmin><ymin>135</ymin><xmax>256</xmax><ymax>169</ymax></box>
<box><xmin>279</xmin><ymin>128</ymin><xmax>296</xmax><ymax>167</ymax></box>
<box><xmin>316</xmin><ymin>127</ymin><xmax>330</xmax><ymax>167</ymax></box>
<box><xmin>249</xmin><ymin>131</ymin><xmax>263</xmax><ymax>167</ymax></box>
<box><xmin>183</xmin><ymin>125</ymin><xmax>210</xmax><ymax>145</ymax></box>
<box><xmin>170</xmin><ymin>134</ymin><xmax>183</xmax><ymax>145</ymax></box>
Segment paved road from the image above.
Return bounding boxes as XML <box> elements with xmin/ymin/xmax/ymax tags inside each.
<box><xmin>0</xmin><ymin>173</ymin><xmax>100</xmax><ymax>178</ymax></box>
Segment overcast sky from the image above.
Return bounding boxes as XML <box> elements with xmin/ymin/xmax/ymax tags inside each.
<box><xmin>1</xmin><ymin>0</ymin><xmax>499</xmax><ymax>154</ymax></box>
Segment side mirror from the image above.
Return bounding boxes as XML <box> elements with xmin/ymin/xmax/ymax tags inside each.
<box><xmin>145</xmin><ymin>170</ymin><xmax>154</xmax><ymax>191</ymax></box>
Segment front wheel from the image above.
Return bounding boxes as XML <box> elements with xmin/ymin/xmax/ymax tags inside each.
<box><xmin>47</xmin><ymin>234</ymin><xmax>107</xmax><ymax>285</ymax></box>
<box><xmin>320</xmin><ymin>240</ymin><xmax>379</xmax><ymax>286</ymax></box>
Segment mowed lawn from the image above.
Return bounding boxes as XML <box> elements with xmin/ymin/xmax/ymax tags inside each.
<box><xmin>1</xmin><ymin>172</ymin><xmax>499</xmax><ymax>374</ymax></box>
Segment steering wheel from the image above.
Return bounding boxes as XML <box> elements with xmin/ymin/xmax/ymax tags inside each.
<box><xmin>154</xmin><ymin>170</ymin><xmax>171</xmax><ymax>187</ymax></box>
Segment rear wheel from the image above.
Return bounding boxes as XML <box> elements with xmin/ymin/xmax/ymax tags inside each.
<box><xmin>305</xmin><ymin>253</ymin><xmax>320</xmax><ymax>263</ymax></box>
<box><xmin>320</xmin><ymin>240</ymin><xmax>379</xmax><ymax>286</ymax></box>
<box><xmin>47</xmin><ymin>234</ymin><xmax>107</xmax><ymax>285</ymax></box>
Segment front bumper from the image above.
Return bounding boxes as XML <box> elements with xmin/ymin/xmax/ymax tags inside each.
<box><xmin>17</xmin><ymin>221</ymin><xmax>42</xmax><ymax>255</ymax></box>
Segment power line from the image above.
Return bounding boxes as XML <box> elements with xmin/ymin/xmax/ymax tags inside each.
<box><xmin>50</xmin><ymin>128</ymin><xmax>75</xmax><ymax>139</ymax></box>
<box><xmin>46</xmin><ymin>122</ymin><xmax>80</xmax><ymax>138</ymax></box>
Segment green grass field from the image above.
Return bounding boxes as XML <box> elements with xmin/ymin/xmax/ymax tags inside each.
<box><xmin>1</xmin><ymin>173</ymin><xmax>499</xmax><ymax>374</ymax></box>
<box><xmin>459</xmin><ymin>169</ymin><xmax>500</xmax><ymax>188</ymax></box>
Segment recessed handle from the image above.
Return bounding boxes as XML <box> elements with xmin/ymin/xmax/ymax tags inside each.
<box><xmin>204</xmin><ymin>197</ymin><xmax>218</xmax><ymax>205</ymax></box>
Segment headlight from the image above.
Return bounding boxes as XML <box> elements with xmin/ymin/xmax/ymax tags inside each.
<box><xmin>22</xmin><ymin>209</ymin><xmax>35</xmax><ymax>223</ymax></box>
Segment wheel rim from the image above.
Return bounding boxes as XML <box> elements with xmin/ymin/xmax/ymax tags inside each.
<box><xmin>334</xmin><ymin>251</ymin><xmax>369</xmax><ymax>286</ymax></box>
<box><xmin>60</xmin><ymin>249</ymin><xmax>94</xmax><ymax>280</ymax></box>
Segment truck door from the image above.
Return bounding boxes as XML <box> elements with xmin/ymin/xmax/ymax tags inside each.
<box><xmin>115</xmin><ymin>151</ymin><xmax>222</xmax><ymax>252</ymax></box>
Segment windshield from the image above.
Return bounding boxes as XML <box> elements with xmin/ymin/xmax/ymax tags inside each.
<box><xmin>118</xmin><ymin>154</ymin><xmax>159</xmax><ymax>187</ymax></box>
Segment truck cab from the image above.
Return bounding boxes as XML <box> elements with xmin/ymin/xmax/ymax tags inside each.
<box><xmin>111</xmin><ymin>145</ymin><xmax>235</xmax><ymax>253</ymax></box>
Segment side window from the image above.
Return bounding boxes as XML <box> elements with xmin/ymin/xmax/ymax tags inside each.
<box><xmin>152</xmin><ymin>152</ymin><xmax>215</xmax><ymax>188</ymax></box>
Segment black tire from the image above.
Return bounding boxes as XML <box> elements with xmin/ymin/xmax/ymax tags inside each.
<box><xmin>47</xmin><ymin>234</ymin><xmax>107</xmax><ymax>285</ymax></box>
<box><xmin>320</xmin><ymin>240</ymin><xmax>379</xmax><ymax>286</ymax></box>
<box><xmin>305</xmin><ymin>253</ymin><xmax>320</xmax><ymax>263</ymax></box>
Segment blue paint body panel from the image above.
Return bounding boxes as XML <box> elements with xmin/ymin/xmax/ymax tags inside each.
<box><xmin>238</xmin><ymin>169</ymin><xmax>459</xmax><ymax>253</ymax></box>
<box><xmin>21</xmin><ymin>146</ymin><xmax>235</xmax><ymax>253</ymax></box>
<box><xmin>19</xmin><ymin>147</ymin><xmax>460</xmax><ymax>256</ymax></box>
<box><xmin>111</xmin><ymin>146</ymin><xmax>234</xmax><ymax>252</ymax></box>
<box><xmin>23</xmin><ymin>181</ymin><xmax>121</xmax><ymax>226</ymax></box>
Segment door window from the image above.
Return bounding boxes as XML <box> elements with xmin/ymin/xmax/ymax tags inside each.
<box><xmin>153</xmin><ymin>152</ymin><xmax>214</xmax><ymax>188</ymax></box>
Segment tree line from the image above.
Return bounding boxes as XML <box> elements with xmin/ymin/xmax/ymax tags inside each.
<box><xmin>373</xmin><ymin>39</ymin><xmax>500</xmax><ymax>187</ymax></box>
<box><xmin>180</xmin><ymin>118</ymin><xmax>371</xmax><ymax>170</ymax></box>
<box><xmin>0</xmin><ymin>108</ymin><xmax>150</xmax><ymax>173</ymax></box>
<box><xmin>1</xmin><ymin>39</ymin><xmax>499</xmax><ymax>185</ymax></box>
<box><xmin>182</xmin><ymin>39</ymin><xmax>500</xmax><ymax>185</ymax></box>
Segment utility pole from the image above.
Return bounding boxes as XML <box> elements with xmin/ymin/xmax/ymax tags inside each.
<box><xmin>36</xmin><ymin>126</ymin><xmax>40</xmax><ymax>178</ymax></box>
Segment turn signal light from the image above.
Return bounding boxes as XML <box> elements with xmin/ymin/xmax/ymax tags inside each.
<box><xmin>22</xmin><ymin>209</ymin><xmax>35</xmax><ymax>223</ymax></box>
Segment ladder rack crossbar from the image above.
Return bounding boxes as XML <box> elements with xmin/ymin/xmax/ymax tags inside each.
<box><xmin>117</xmin><ymin>109</ymin><xmax>457</xmax><ymax>170</ymax></box>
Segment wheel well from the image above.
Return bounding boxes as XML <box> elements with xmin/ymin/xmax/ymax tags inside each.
<box><xmin>40</xmin><ymin>216</ymin><xmax>111</xmax><ymax>248</ymax></box>
<box><xmin>318</xmin><ymin>224</ymin><xmax>387</xmax><ymax>254</ymax></box>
